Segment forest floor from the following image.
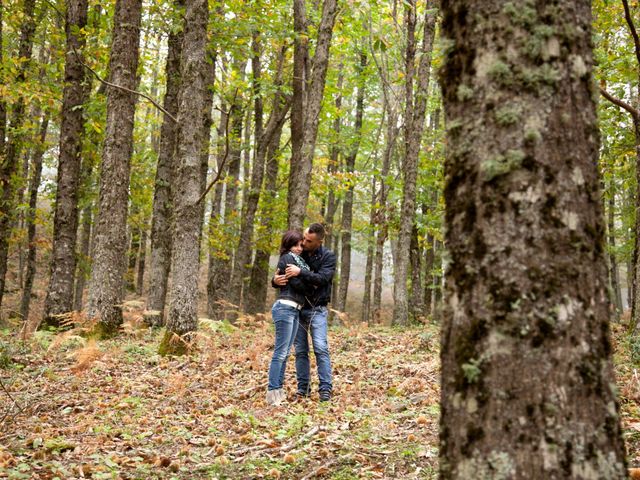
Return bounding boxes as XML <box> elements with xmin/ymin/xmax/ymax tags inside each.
<box><xmin>0</xmin><ymin>304</ymin><xmax>639</xmax><ymax>479</ymax></box>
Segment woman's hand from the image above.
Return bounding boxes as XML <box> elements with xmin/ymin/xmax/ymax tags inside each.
<box><xmin>273</xmin><ymin>268</ymin><xmax>288</xmax><ymax>286</ymax></box>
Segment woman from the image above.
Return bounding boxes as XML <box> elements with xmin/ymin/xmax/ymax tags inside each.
<box><xmin>266</xmin><ymin>230</ymin><xmax>311</xmax><ymax>406</ymax></box>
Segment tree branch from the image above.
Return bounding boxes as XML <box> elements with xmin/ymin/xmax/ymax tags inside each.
<box><xmin>622</xmin><ymin>0</ymin><xmax>640</xmax><ymax>68</ymax></box>
<box><xmin>195</xmin><ymin>92</ymin><xmax>239</xmax><ymax>206</ymax></box>
<box><xmin>73</xmin><ymin>47</ymin><xmax>178</xmax><ymax>123</ymax></box>
<box><xmin>600</xmin><ymin>86</ymin><xmax>640</xmax><ymax>120</ymax></box>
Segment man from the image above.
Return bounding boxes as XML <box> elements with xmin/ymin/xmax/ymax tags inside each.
<box><xmin>273</xmin><ymin>223</ymin><xmax>336</xmax><ymax>401</ymax></box>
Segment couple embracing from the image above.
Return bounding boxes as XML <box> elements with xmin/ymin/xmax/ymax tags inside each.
<box><xmin>267</xmin><ymin>223</ymin><xmax>336</xmax><ymax>406</ymax></box>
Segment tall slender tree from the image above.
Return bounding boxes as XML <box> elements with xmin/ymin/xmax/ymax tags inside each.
<box><xmin>0</xmin><ymin>0</ymin><xmax>37</xmax><ymax>314</ymax></box>
<box><xmin>86</xmin><ymin>0</ymin><xmax>143</xmax><ymax>335</ymax></box>
<box><xmin>391</xmin><ymin>0</ymin><xmax>437</xmax><ymax>326</ymax></box>
<box><xmin>335</xmin><ymin>51</ymin><xmax>367</xmax><ymax>315</ymax></box>
<box><xmin>287</xmin><ymin>0</ymin><xmax>339</xmax><ymax>229</ymax></box>
<box><xmin>145</xmin><ymin>3</ymin><xmax>184</xmax><ymax>326</ymax></box>
<box><xmin>19</xmin><ymin>111</ymin><xmax>48</xmax><ymax>321</ymax></box>
<box><xmin>160</xmin><ymin>0</ymin><xmax>210</xmax><ymax>355</ymax></box>
<box><xmin>439</xmin><ymin>0</ymin><xmax>627</xmax><ymax>476</ymax></box>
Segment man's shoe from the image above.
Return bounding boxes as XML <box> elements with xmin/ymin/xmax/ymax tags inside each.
<box><xmin>295</xmin><ymin>391</ymin><xmax>310</xmax><ymax>400</ymax></box>
<box><xmin>319</xmin><ymin>391</ymin><xmax>331</xmax><ymax>402</ymax></box>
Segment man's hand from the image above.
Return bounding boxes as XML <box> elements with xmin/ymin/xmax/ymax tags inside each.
<box><xmin>273</xmin><ymin>268</ymin><xmax>288</xmax><ymax>286</ymax></box>
<box><xmin>285</xmin><ymin>264</ymin><xmax>301</xmax><ymax>278</ymax></box>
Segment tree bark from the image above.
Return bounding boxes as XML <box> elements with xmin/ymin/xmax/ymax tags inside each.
<box><xmin>439</xmin><ymin>1</ymin><xmax>627</xmax><ymax>476</ymax></box>
<box><xmin>135</xmin><ymin>228</ymin><xmax>147</xmax><ymax>296</ymax></box>
<box><xmin>631</xmin><ymin>119</ymin><xmax>640</xmax><ymax>331</ymax></box>
<box><xmin>423</xmin><ymin>232</ymin><xmax>434</xmax><ymax>314</ymax></box>
<box><xmin>160</xmin><ymin>0</ymin><xmax>209</xmax><ymax>355</ymax></box>
<box><xmin>409</xmin><ymin>223</ymin><xmax>423</xmax><ymax>318</ymax></box>
<box><xmin>86</xmin><ymin>0</ymin><xmax>142</xmax><ymax>336</ymax></box>
<box><xmin>0</xmin><ymin>0</ymin><xmax>36</xmax><ymax>314</ymax></box>
<box><xmin>19</xmin><ymin>111</ymin><xmax>48</xmax><ymax>321</ymax></box>
<box><xmin>607</xmin><ymin>179</ymin><xmax>622</xmax><ymax>315</ymax></box>
<box><xmin>362</xmin><ymin>174</ymin><xmax>377</xmax><ymax>324</ymax></box>
<box><xmin>392</xmin><ymin>0</ymin><xmax>437</xmax><ymax>326</ymax></box>
<box><xmin>287</xmin><ymin>0</ymin><xmax>338</xmax><ymax>229</ymax></box>
<box><xmin>145</xmin><ymin>10</ymin><xmax>183</xmax><ymax>326</ymax></box>
<box><xmin>335</xmin><ymin>51</ymin><xmax>367</xmax><ymax>316</ymax></box>
<box><xmin>73</xmin><ymin>203</ymin><xmax>92</xmax><ymax>311</ymax></box>
<box><xmin>0</xmin><ymin>0</ymin><xmax>6</xmax><ymax>159</ymax></box>
<box><xmin>42</xmin><ymin>0</ymin><xmax>89</xmax><ymax>325</ymax></box>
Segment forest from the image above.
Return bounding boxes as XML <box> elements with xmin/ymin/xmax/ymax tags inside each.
<box><xmin>2</xmin><ymin>0</ymin><xmax>640</xmax><ymax>478</ymax></box>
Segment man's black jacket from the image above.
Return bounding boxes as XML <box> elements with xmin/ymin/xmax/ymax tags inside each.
<box><xmin>298</xmin><ymin>246</ymin><xmax>336</xmax><ymax>308</ymax></box>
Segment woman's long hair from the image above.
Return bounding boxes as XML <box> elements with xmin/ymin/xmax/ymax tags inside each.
<box><xmin>279</xmin><ymin>230</ymin><xmax>303</xmax><ymax>255</ymax></box>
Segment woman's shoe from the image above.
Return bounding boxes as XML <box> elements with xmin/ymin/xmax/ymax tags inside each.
<box><xmin>266</xmin><ymin>389</ymin><xmax>283</xmax><ymax>406</ymax></box>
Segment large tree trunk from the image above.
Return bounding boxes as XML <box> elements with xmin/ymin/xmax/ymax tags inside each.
<box><xmin>19</xmin><ymin>111</ymin><xmax>48</xmax><ymax>321</ymax></box>
<box><xmin>0</xmin><ymin>0</ymin><xmax>36</xmax><ymax>314</ymax></box>
<box><xmin>42</xmin><ymin>0</ymin><xmax>89</xmax><ymax>326</ymax></box>
<box><xmin>391</xmin><ymin>0</ymin><xmax>436</xmax><ymax>326</ymax></box>
<box><xmin>439</xmin><ymin>1</ymin><xmax>627</xmax><ymax>476</ymax></box>
<box><xmin>229</xmin><ymin>42</ymin><xmax>289</xmax><ymax>312</ymax></box>
<box><xmin>86</xmin><ymin>0</ymin><xmax>142</xmax><ymax>336</ymax></box>
<box><xmin>160</xmin><ymin>0</ymin><xmax>209</xmax><ymax>355</ymax></box>
<box><xmin>145</xmin><ymin>10</ymin><xmax>183</xmax><ymax>326</ymax></box>
<box><xmin>335</xmin><ymin>52</ymin><xmax>366</xmax><ymax>316</ymax></box>
<box><xmin>287</xmin><ymin>0</ymin><xmax>338</xmax><ymax>229</ymax></box>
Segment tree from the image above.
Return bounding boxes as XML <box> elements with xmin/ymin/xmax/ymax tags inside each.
<box><xmin>287</xmin><ymin>0</ymin><xmax>339</xmax><ymax>229</ymax></box>
<box><xmin>160</xmin><ymin>0</ymin><xmax>210</xmax><ymax>355</ymax></box>
<box><xmin>439</xmin><ymin>1</ymin><xmax>627</xmax><ymax>476</ymax></box>
<box><xmin>42</xmin><ymin>0</ymin><xmax>89</xmax><ymax>326</ymax></box>
<box><xmin>391</xmin><ymin>0</ymin><xmax>437</xmax><ymax>326</ymax></box>
<box><xmin>145</xmin><ymin>2</ymin><xmax>184</xmax><ymax>326</ymax></box>
<box><xmin>0</xmin><ymin>0</ymin><xmax>37</xmax><ymax>314</ymax></box>
<box><xmin>86</xmin><ymin>0</ymin><xmax>143</xmax><ymax>336</ymax></box>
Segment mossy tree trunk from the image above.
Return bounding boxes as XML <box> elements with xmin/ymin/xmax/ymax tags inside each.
<box><xmin>439</xmin><ymin>1</ymin><xmax>627</xmax><ymax>477</ymax></box>
<box><xmin>161</xmin><ymin>0</ymin><xmax>209</xmax><ymax>355</ymax></box>
<box><xmin>86</xmin><ymin>0</ymin><xmax>142</xmax><ymax>336</ymax></box>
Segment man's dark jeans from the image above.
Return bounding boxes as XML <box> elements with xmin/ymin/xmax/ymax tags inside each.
<box><xmin>294</xmin><ymin>305</ymin><xmax>332</xmax><ymax>394</ymax></box>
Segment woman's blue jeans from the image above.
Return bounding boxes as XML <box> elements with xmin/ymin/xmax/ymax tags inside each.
<box><xmin>268</xmin><ymin>301</ymin><xmax>300</xmax><ymax>391</ymax></box>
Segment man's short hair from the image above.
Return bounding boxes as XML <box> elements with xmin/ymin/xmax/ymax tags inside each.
<box><xmin>307</xmin><ymin>223</ymin><xmax>326</xmax><ymax>240</ymax></box>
